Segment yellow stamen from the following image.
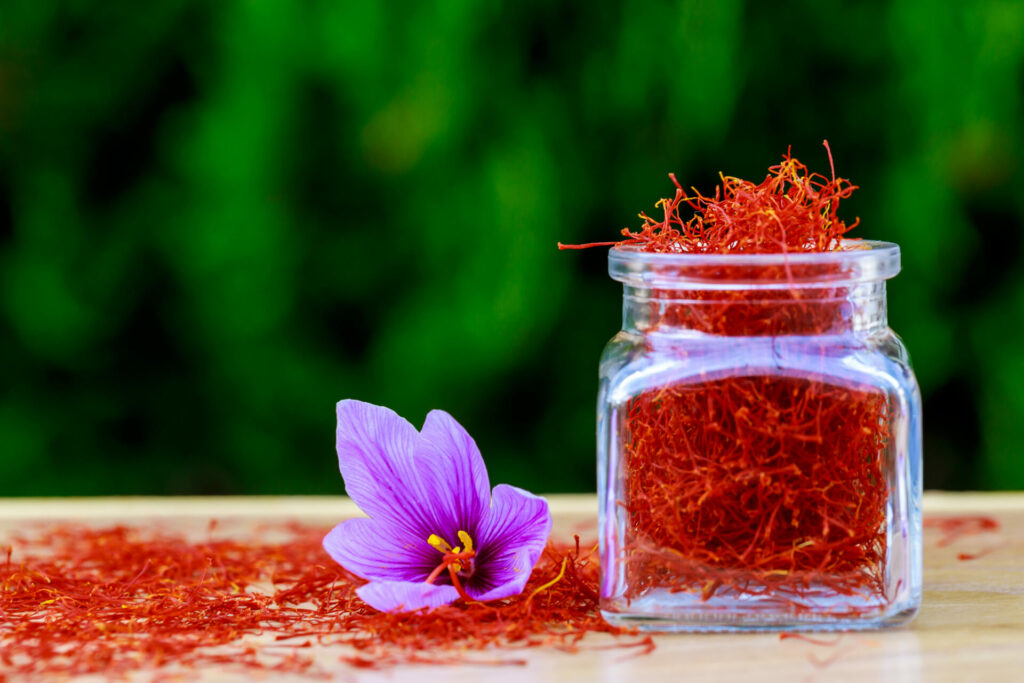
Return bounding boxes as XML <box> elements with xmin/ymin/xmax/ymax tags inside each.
<box><xmin>425</xmin><ymin>531</ymin><xmax>476</xmax><ymax>583</ymax></box>
<box><xmin>526</xmin><ymin>557</ymin><xmax>568</xmax><ymax>604</ymax></box>
<box><xmin>427</xmin><ymin>534</ymin><xmax>452</xmax><ymax>553</ymax></box>
<box><xmin>457</xmin><ymin>530</ymin><xmax>473</xmax><ymax>553</ymax></box>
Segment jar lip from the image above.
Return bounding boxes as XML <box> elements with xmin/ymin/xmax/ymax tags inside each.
<box><xmin>609</xmin><ymin>240</ymin><xmax>901</xmax><ymax>288</ymax></box>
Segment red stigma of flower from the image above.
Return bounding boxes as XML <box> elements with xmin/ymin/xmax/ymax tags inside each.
<box><xmin>424</xmin><ymin>531</ymin><xmax>478</xmax><ymax>603</ymax></box>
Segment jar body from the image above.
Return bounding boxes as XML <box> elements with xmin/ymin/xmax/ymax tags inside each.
<box><xmin>597</xmin><ymin>243</ymin><xmax>922</xmax><ymax>631</ymax></box>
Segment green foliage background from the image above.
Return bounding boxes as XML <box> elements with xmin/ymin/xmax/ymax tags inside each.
<box><xmin>1</xmin><ymin>1</ymin><xmax>1022</xmax><ymax>495</ymax></box>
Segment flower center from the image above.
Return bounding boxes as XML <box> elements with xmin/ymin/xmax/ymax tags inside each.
<box><xmin>424</xmin><ymin>530</ymin><xmax>476</xmax><ymax>602</ymax></box>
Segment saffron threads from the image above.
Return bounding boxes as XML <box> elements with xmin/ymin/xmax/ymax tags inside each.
<box><xmin>0</xmin><ymin>525</ymin><xmax>641</xmax><ymax>679</ymax></box>
<box><xmin>623</xmin><ymin>376</ymin><xmax>890</xmax><ymax>604</ymax></box>
<box><xmin>570</xmin><ymin>144</ymin><xmax>908</xmax><ymax>619</ymax></box>
<box><xmin>559</xmin><ymin>141</ymin><xmax>858</xmax><ymax>254</ymax></box>
<box><xmin>922</xmin><ymin>515</ymin><xmax>1000</xmax><ymax>547</ymax></box>
<box><xmin>923</xmin><ymin>515</ymin><xmax>1003</xmax><ymax>562</ymax></box>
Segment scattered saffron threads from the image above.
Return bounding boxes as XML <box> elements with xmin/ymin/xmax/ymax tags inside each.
<box><xmin>923</xmin><ymin>515</ymin><xmax>1003</xmax><ymax>561</ymax></box>
<box><xmin>0</xmin><ymin>525</ymin><xmax>644</xmax><ymax>679</ymax></box>
<box><xmin>563</xmin><ymin>144</ymin><xmax>894</xmax><ymax>612</ymax></box>
<box><xmin>922</xmin><ymin>515</ymin><xmax>1001</xmax><ymax>547</ymax></box>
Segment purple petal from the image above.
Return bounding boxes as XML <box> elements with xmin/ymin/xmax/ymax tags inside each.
<box><xmin>323</xmin><ymin>518</ymin><xmax>436</xmax><ymax>583</ymax></box>
<box><xmin>468</xmin><ymin>484</ymin><xmax>552</xmax><ymax>601</ymax></box>
<box><xmin>413</xmin><ymin>410</ymin><xmax>490</xmax><ymax>534</ymax></box>
<box><xmin>335</xmin><ymin>400</ymin><xmax>440</xmax><ymax>536</ymax></box>
<box><xmin>356</xmin><ymin>580</ymin><xmax>460</xmax><ymax>612</ymax></box>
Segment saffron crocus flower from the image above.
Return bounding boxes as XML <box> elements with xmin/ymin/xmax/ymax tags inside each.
<box><xmin>323</xmin><ymin>400</ymin><xmax>552</xmax><ymax>612</ymax></box>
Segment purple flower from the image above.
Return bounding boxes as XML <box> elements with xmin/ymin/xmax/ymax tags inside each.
<box><xmin>323</xmin><ymin>400</ymin><xmax>552</xmax><ymax>612</ymax></box>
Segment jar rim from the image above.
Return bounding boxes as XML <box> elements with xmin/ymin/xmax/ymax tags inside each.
<box><xmin>608</xmin><ymin>239</ymin><xmax>900</xmax><ymax>289</ymax></box>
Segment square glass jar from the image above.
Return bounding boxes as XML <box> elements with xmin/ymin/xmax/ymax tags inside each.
<box><xmin>597</xmin><ymin>242</ymin><xmax>922</xmax><ymax>631</ymax></box>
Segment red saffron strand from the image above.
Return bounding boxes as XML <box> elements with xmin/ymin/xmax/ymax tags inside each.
<box><xmin>955</xmin><ymin>547</ymin><xmax>1003</xmax><ymax>562</ymax></box>
<box><xmin>0</xmin><ymin>524</ymin><xmax>648</xmax><ymax>678</ymax></box>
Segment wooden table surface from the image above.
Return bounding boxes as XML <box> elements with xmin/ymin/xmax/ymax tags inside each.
<box><xmin>1</xmin><ymin>492</ymin><xmax>1022</xmax><ymax>682</ymax></box>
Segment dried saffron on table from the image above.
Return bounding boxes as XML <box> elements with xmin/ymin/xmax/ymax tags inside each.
<box><xmin>0</xmin><ymin>524</ymin><xmax>646</xmax><ymax>679</ymax></box>
<box><xmin>568</xmin><ymin>142</ymin><xmax>923</xmax><ymax>629</ymax></box>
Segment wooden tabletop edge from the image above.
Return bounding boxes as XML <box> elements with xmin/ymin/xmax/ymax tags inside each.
<box><xmin>0</xmin><ymin>494</ymin><xmax>598</xmax><ymax>519</ymax></box>
<box><xmin>0</xmin><ymin>492</ymin><xmax>1017</xmax><ymax>519</ymax></box>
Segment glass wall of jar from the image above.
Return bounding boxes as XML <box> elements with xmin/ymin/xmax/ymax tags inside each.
<box><xmin>597</xmin><ymin>242</ymin><xmax>922</xmax><ymax>631</ymax></box>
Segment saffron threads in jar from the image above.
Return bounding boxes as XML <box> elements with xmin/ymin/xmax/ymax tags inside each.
<box><xmin>0</xmin><ymin>524</ymin><xmax>645</xmax><ymax>679</ymax></box>
<box><xmin>567</xmin><ymin>142</ymin><xmax>915</xmax><ymax>620</ymax></box>
<box><xmin>623</xmin><ymin>376</ymin><xmax>890</xmax><ymax>604</ymax></box>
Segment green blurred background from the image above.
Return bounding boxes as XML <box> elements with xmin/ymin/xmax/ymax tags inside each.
<box><xmin>1</xmin><ymin>1</ymin><xmax>1022</xmax><ymax>496</ymax></box>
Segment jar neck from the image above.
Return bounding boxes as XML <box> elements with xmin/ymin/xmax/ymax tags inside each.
<box><xmin>622</xmin><ymin>281</ymin><xmax>888</xmax><ymax>337</ymax></box>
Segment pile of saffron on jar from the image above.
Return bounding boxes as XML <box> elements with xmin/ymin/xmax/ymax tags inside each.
<box><xmin>566</xmin><ymin>143</ymin><xmax>897</xmax><ymax>615</ymax></box>
<box><xmin>0</xmin><ymin>524</ymin><xmax>649</xmax><ymax>679</ymax></box>
<box><xmin>560</xmin><ymin>143</ymin><xmax>859</xmax><ymax>255</ymax></box>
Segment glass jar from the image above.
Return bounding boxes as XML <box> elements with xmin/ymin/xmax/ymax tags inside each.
<box><xmin>597</xmin><ymin>241</ymin><xmax>922</xmax><ymax>631</ymax></box>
